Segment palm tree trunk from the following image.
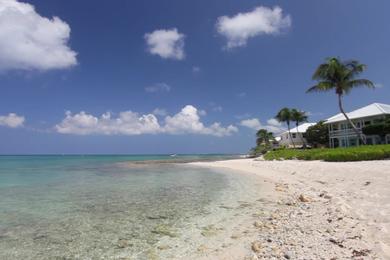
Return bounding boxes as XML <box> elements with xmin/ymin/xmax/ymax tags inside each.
<box><xmin>338</xmin><ymin>94</ymin><xmax>366</xmax><ymax>145</ymax></box>
<box><xmin>287</xmin><ymin>122</ymin><xmax>296</xmax><ymax>148</ymax></box>
<box><xmin>296</xmin><ymin>123</ymin><xmax>306</xmax><ymax>148</ymax></box>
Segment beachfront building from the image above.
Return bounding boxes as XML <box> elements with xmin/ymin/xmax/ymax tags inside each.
<box><xmin>278</xmin><ymin>123</ymin><xmax>316</xmax><ymax>148</ymax></box>
<box><xmin>325</xmin><ymin>103</ymin><xmax>390</xmax><ymax>148</ymax></box>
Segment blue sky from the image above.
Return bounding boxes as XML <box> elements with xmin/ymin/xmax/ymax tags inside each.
<box><xmin>0</xmin><ymin>0</ymin><xmax>389</xmax><ymax>154</ymax></box>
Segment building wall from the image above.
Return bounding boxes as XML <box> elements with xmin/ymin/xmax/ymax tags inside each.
<box><xmin>279</xmin><ymin>131</ymin><xmax>308</xmax><ymax>148</ymax></box>
<box><xmin>328</xmin><ymin>115</ymin><xmax>389</xmax><ymax>148</ymax></box>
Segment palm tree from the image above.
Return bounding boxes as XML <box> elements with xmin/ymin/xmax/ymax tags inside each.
<box><xmin>291</xmin><ymin>109</ymin><xmax>308</xmax><ymax>148</ymax></box>
<box><xmin>275</xmin><ymin>108</ymin><xmax>295</xmax><ymax>148</ymax></box>
<box><xmin>256</xmin><ymin>129</ymin><xmax>274</xmax><ymax>146</ymax></box>
<box><xmin>306</xmin><ymin>57</ymin><xmax>374</xmax><ymax>145</ymax></box>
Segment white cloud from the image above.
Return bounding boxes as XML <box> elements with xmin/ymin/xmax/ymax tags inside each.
<box><xmin>144</xmin><ymin>28</ymin><xmax>185</xmax><ymax>60</ymax></box>
<box><xmin>240</xmin><ymin>117</ymin><xmax>285</xmax><ymax>134</ymax></box>
<box><xmin>192</xmin><ymin>66</ymin><xmax>200</xmax><ymax>73</ymax></box>
<box><xmin>164</xmin><ymin>105</ymin><xmax>236</xmax><ymax>137</ymax></box>
<box><xmin>267</xmin><ymin>118</ymin><xmax>282</xmax><ymax>127</ymax></box>
<box><xmin>0</xmin><ymin>113</ymin><xmax>25</xmax><ymax>128</ymax></box>
<box><xmin>216</xmin><ymin>6</ymin><xmax>291</xmax><ymax>49</ymax></box>
<box><xmin>56</xmin><ymin>111</ymin><xmax>161</xmax><ymax>135</ymax></box>
<box><xmin>240</xmin><ymin>118</ymin><xmax>261</xmax><ymax>130</ymax></box>
<box><xmin>145</xmin><ymin>83</ymin><xmax>171</xmax><ymax>93</ymax></box>
<box><xmin>0</xmin><ymin>0</ymin><xmax>77</xmax><ymax>71</ymax></box>
<box><xmin>56</xmin><ymin>105</ymin><xmax>237</xmax><ymax>137</ymax></box>
<box><xmin>152</xmin><ymin>108</ymin><xmax>168</xmax><ymax>116</ymax></box>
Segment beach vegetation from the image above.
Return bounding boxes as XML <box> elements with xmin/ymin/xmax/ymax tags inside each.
<box><xmin>263</xmin><ymin>144</ymin><xmax>390</xmax><ymax>162</ymax></box>
<box><xmin>249</xmin><ymin>129</ymin><xmax>276</xmax><ymax>157</ymax></box>
<box><xmin>362</xmin><ymin>119</ymin><xmax>390</xmax><ymax>139</ymax></box>
<box><xmin>305</xmin><ymin>121</ymin><xmax>329</xmax><ymax>148</ymax></box>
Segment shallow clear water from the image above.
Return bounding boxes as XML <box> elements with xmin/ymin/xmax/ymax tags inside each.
<box><xmin>0</xmin><ymin>155</ymin><xmax>263</xmax><ymax>259</ymax></box>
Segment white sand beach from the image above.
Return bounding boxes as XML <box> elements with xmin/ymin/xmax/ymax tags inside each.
<box><xmin>191</xmin><ymin>159</ymin><xmax>390</xmax><ymax>259</ymax></box>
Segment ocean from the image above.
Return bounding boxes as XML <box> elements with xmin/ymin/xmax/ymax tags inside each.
<box><xmin>0</xmin><ymin>155</ymin><xmax>264</xmax><ymax>259</ymax></box>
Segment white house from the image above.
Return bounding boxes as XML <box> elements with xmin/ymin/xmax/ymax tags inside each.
<box><xmin>278</xmin><ymin>123</ymin><xmax>316</xmax><ymax>148</ymax></box>
<box><xmin>325</xmin><ymin>103</ymin><xmax>390</xmax><ymax>148</ymax></box>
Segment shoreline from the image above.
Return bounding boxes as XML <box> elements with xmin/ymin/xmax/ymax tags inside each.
<box><xmin>190</xmin><ymin>158</ymin><xmax>390</xmax><ymax>259</ymax></box>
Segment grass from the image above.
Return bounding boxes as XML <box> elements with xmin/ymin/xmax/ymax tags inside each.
<box><xmin>263</xmin><ymin>144</ymin><xmax>390</xmax><ymax>162</ymax></box>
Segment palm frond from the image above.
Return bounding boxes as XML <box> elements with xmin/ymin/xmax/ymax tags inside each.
<box><xmin>275</xmin><ymin>108</ymin><xmax>291</xmax><ymax>123</ymax></box>
<box><xmin>344</xmin><ymin>60</ymin><xmax>367</xmax><ymax>79</ymax></box>
<box><xmin>312</xmin><ymin>63</ymin><xmax>330</xmax><ymax>80</ymax></box>
<box><xmin>291</xmin><ymin>109</ymin><xmax>308</xmax><ymax>123</ymax></box>
<box><xmin>347</xmin><ymin>79</ymin><xmax>375</xmax><ymax>89</ymax></box>
<box><xmin>306</xmin><ymin>81</ymin><xmax>334</xmax><ymax>93</ymax></box>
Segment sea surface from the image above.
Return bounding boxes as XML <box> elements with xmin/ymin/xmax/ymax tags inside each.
<box><xmin>0</xmin><ymin>155</ymin><xmax>265</xmax><ymax>259</ymax></box>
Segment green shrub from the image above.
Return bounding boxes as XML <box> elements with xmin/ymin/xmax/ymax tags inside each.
<box><xmin>264</xmin><ymin>144</ymin><xmax>390</xmax><ymax>162</ymax></box>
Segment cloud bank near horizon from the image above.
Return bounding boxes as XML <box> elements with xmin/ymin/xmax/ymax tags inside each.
<box><xmin>56</xmin><ymin>105</ymin><xmax>238</xmax><ymax>137</ymax></box>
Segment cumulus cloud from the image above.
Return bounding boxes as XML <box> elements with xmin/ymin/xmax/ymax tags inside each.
<box><xmin>145</xmin><ymin>83</ymin><xmax>171</xmax><ymax>93</ymax></box>
<box><xmin>0</xmin><ymin>113</ymin><xmax>25</xmax><ymax>128</ymax></box>
<box><xmin>240</xmin><ymin>118</ymin><xmax>261</xmax><ymax>130</ymax></box>
<box><xmin>56</xmin><ymin>105</ymin><xmax>237</xmax><ymax>137</ymax></box>
<box><xmin>163</xmin><ymin>105</ymin><xmax>237</xmax><ymax>137</ymax></box>
<box><xmin>144</xmin><ymin>28</ymin><xmax>185</xmax><ymax>60</ymax></box>
<box><xmin>56</xmin><ymin>111</ymin><xmax>161</xmax><ymax>135</ymax></box>
<box><xmin>216</xmin><ymin>6</ymin><xmax>291</xmax><ymax>49</ymax></box>
<box><xmin>240</xmin><ymin>117</ymin><xmax>285</xmax><ymax>134</ymax></box>
<box><xmin>0</xmin><ymin>0</ymin><xmax>77</xmax><ymax>71</ymax></box>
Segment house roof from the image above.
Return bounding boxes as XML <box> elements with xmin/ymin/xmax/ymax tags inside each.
<box><xmin>325</xmin><ymin>103</ymin><xmax>390</xmax><ymax>124</ymax></box>
<box><xmin>281</xmin><ymin>123</ymin><xmax>316</xmax><ymax>134</ymax></box>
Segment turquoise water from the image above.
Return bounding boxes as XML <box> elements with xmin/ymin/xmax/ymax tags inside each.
<box><xmin>0</xmin><ymin>155</ymin><xmax>263</xmax><ymax>259</ymax></box>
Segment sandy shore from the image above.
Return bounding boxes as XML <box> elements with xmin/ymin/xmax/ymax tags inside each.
<box><xmin>190</xmin><ymin>159</ymin><xmax>390</xmax><ymax>259</ymax></box>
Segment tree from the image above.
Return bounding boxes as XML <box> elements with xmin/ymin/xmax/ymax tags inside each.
<box><xmin>362</xmin><ymin>119</ymin><xmax>390</xmax><ymax>143</ymax></box>
<box><xmin>249</xmin><ymin>129</ymin><xmax>275</xmax><ymax>157</ymax></box>
<box><xmin>275</xmin><ymin>108</ymin><xmax>295</xmax><ymax>148</ymax></box>
<box><xmin>256</xmin><ymin>129</ymin><xmax>274</xmax><ymax>146</ymax></box>
<box><xmin>305</xmin><ymin>121</ymin><xmax>329</xmax><ymax>148</ymax></box>
<box><xmin>291</xmin><ymin>109</ymin><xmax>308</xmax><ymax>147</ymax></box>
<box><xmin>306</xmin><ymin>57</ymin><xmax>374</xmax><ymax>145</ymax></box>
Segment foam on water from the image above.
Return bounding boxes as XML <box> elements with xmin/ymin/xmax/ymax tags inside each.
<box><xmin>0</xmin><ymin>155</ymin><xmax>264</xmax><ymax>259</ymax></box>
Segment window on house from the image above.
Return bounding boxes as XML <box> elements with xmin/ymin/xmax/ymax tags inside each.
<box><xmin>292</xmin><ymin>133</ymin><xmax>296</xmax><ymax>139</ymax></box>
<box><xmin>302</xmin><ymin>133</ymin><xmax>306</xmax><ymax>138</ymax></box>
<box><xmin>364</xmin><ymin>121</ymin><xmax>371</xmax><ymax>126</ymax></box>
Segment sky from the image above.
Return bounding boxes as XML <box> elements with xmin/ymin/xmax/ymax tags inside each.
<box><xmin>0</xmin><ymin>0</ymin><xmax>389</xmax><ymax>154</ymax></box>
